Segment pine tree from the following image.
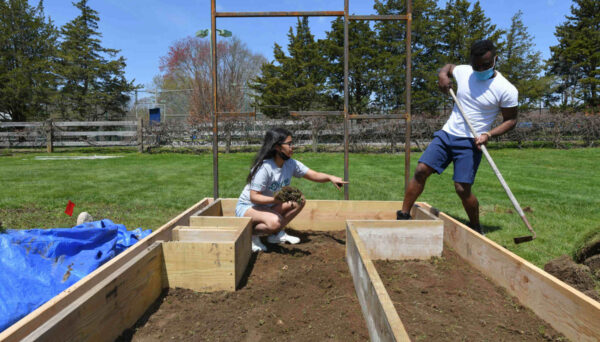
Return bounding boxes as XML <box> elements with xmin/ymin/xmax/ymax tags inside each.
<box><xmin>320</xmin><ymin>17</ymin><xmax>378</xmax><ymax>114</ymax></box>
<box><xmin>497</xmin><ymin>10</ymin><xmax>550</xmax><ymax>109</ymax></box>
<box><xmin>0</xmin><ymin>0</ymin><xmax>58</xmax><ymax>121</ymax></box>
<box><xmin>374</xmin><ymin>0</ymin><xmax>443</xmax><ymax>114</ymax></box>
<box><xmin>57</xmin><ymin>0</ymin><xmax>135</xmax><ymax>120</ymax></box>
<box><xmin>439</xmin><ymin>0</ymin><xmax>504</xmax><ymax>65</ymax></box>
<box><xmin>547</xmin><ymin>0</ymin><xmax>599</xmax><ymax>109</ymax></box>
<box><xmin>251</xmin><ymin>17</ymin><xmax>327</xmax><ymax>118</ymax></box>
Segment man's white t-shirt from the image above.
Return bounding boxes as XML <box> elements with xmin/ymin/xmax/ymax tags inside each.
<box><xmin>442</xmin><ymin>65</ymin><xmax>518</xmax><ymax>138</ymax></box>
<box><xmin>238</xmin><ymin>158</ymin><xmax>309</xmax><ymax>207</ymax></box>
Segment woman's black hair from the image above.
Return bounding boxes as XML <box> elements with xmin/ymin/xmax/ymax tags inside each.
<box><xmin>246</xmin><ymin>127</ymin><xmax>292</xmax><ymax>184</ymax></box>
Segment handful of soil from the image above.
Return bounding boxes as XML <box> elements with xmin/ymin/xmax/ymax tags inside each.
<box><xmin>274</xmin><ymin>186</ymin><xmax>304</xmax><ymax>204</ymax></box>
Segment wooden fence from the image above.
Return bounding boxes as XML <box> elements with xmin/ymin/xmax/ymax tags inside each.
<box><xmin>0</xmin><ymin>119</ymin><xmax>141</xmax><ymax>152</ymax></box>
<box><xmin>2</xmin><ymin>112</ymin><xmax>599</xmax><ymax>153</ymax></box>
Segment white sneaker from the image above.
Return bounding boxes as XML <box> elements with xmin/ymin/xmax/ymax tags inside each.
<box><xmin>267</xmin><ymin>230</ymin><xmax>300</xmax><ymax>245</ymax></box>
<box><xmin>251</xmin><ymin>235</ymin><xmax>267</xmax><ymax>252</ymax></box>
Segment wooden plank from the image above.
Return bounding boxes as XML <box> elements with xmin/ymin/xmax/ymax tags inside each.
<box><xmin>54</xmin><ymin>131</ymin><xmax>136</xmax><ymax>137</ymax></box>
<box><xmin>173</xmin><ymin>227</ymin><xmax>239</xmax><ymax>242</ymax></box>
<box><xmin>220</xmin><ymin>198</ymin><xmax>401</xmax><ymax>230</ymax></box>
<box><xmin>292</xmin><ymin>200</ymin><xmax>400</xmax><ymax>231</ymax></box>
<box><xmin>349</xmin><ymin>220</ymin><xmax>443</xmax><ymax>260</ymax></box>
<box><xmin>191</xmin><ymin>198</ymin><xmax>223</xmax><ymax>217</ymax></box>
<box><xmin>0</xmin><ymin>141</ymin><xmax>45</xmax><ymax>147</ymax></box>
<box><xmin>417</xmin><ymin>202</ymin><xmax>600</xmax><ymax>342</ymax></box>
<box><xmin>189</xmin><ymin>216</ymin><xmax>250</xmax><ymax>228</ymax></box>
<box><xmin>0</xmin><ymin>132</ymin><xmax>44</xmax><ymax>137</ymax></box>
<box><xmin>0</xmin><ymin>122</ymin><xmax>43</xmax><ymax>128</ymax></box>
<box><xmin>346</xmin><ymin>224</ymin><xmax>411</xmax><ymax>342</ymax></box>
<box><xmin>234</xmin><ymin>221</ymin><xmax>252</xmax><ymax>287</ymax></box>
<box><xmin>23</xmin><ymin>242</ymin><xmax>164</xmax><ymax>342</ymax></box>
<box><xmin>162</xmin><ymin>241</ymin><xmax>236</xmax><ymax>292</ymax></box>
<box><xmin>0</xmin><ymin>198</ymin><xmax>213</xmax><ymax>342</ymax></box>
<box><xmin>410</xmin><ymin>204</ymin><xmax>440</xmax><ymax>221</ymax></box>
<box><xmin>221</xmin><ymin>198</ymin><xmax>237</xmax><ymax>216</ymax></box>
<box><xmin>53</xmin><ymin>121</ymin><xmax>137</xmax><ymax>127</ymax></box>
<box><xmin>52</xmin><ymin>141</ymin><xmax>136</xmax><ymax>147</ymax></box>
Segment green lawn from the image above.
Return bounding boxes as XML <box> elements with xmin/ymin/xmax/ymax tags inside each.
<box><xmin>1</xmin><ymin>147</ymin><xmax>598</xmax><ymax>267</ymax></box>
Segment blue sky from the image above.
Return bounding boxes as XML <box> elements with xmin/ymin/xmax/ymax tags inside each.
<box><xmin>36</xmin><ymin>0</ymin><xmax>573</xmax><ymax>88</ymax></box>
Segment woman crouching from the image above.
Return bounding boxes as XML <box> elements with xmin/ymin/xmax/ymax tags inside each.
<box><xmin>235</xmin><ymin>127</ymin><xmax>347</xmax><ymax>252</ymax></box>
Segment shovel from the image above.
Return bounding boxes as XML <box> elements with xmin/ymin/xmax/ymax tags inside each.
<box><xmin>449</xmin><ymin>88</ymin><xmax>536</xmax><ymax>244</ymax></box>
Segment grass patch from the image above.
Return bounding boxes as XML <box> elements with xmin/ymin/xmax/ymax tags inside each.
<box><xmin>1</xmin><ymin>147</ymin><xmax>598</xmax><ymax>267</ymax></box>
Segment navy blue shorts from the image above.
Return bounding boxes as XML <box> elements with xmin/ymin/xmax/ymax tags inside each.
<box><xmin>419</xmin><ymin>130</ymin><xmax>482</xmax><ymax>184</ymax></box>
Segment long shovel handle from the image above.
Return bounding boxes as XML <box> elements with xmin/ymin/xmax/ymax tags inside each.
<box><xmin>449</xmin><ymin>89</ymin><xmax>536</xmax><ymax>239</ymax></box>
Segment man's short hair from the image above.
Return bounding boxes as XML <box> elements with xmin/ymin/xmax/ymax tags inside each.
<box><xmin>470</xmin><ymin>39</ymin><xmax>496</xmax><ymax>58</ymax></box>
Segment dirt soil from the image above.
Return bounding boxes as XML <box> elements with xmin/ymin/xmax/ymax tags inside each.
<box><xmin>119</xmin><ymin>230</ymin><xmax>369</xmax><ymax>342</ymax></box>
<box><xmin>544</xmin><ymin>255</ymin><xmax>600</xmax><ymax>301</ymax></box>
<box><xmin>375</xmin><ymin>247</ymin><xmax>567</xmax><ymax>342</ymax></box>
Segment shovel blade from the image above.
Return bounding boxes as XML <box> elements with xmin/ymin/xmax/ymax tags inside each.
<box><xmin>514</xmin><ymin>235</ymin><xmax>534</xmax><ymax>244</ymax></box>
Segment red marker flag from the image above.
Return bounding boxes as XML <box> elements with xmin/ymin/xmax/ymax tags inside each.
<box><xmin>65</xmin><ymin>200</ymin><xmax>75</xmax><ymax>217</ymax></box>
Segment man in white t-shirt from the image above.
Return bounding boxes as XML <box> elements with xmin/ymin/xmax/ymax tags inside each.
<box><xmin>397</xmin><ymin>40</ymin><xmax>519</xmax><ymax>235</ymax></box>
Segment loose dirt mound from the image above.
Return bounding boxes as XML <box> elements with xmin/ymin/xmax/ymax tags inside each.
<box><xmin>376</xmin><ymin>247</ymin><xmax>566</xmax><ymax>341</ymax></box>
<box><xmin>544</xmin><ymin>231</ymin><xmax>600</xmax><ymax>301</ymax></box>
<box><xmin>544</xmin><ymin>255</ymin><xmax>600</xmax><ymax>301</ymax></box>
<box><xmin>119</xmin><ymin>230</ymin><xmax>369</xmax><ymax>342</ymax></box>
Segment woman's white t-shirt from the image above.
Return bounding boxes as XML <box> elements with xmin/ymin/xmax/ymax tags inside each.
<box><xmin>238</xmin><ymin>158</ymin><xmax>309</xmax><ymax>207</ymax></box>
<box><xmin>442</xmin><ymin>65</ymin><xmax>518</xmax><ymax>138</ymax></box>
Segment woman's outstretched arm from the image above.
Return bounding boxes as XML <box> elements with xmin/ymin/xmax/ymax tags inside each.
<box><xmin>303</xmin><ymin>169</ymin><xmax>348</xmax><ymax>190</ymax></box>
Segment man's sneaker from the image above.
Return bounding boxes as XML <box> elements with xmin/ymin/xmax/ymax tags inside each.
<box><xmin>470</xmin><ymin>224</ymin><xmax>485</xmax><ymax>236</ymax></box>
<box><xmin>252</xmin><ymin>235</ymin><xmax>267</xmax><ymax>252</ymax></box>
<box><xmin>396</xmin><ymin>210</ymin><xmax>411</xmax><ymax>220</ymax></box>
<box><xmin>267</xmin><ymin>230</ymin><xmax>301</xmax><ymax>245</ymax></box>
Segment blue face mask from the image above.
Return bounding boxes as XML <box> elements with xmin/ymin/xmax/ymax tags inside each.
<box><xmin>473</xmin><ymin>58</ymin><xmax>496</xmax><ymax>81</ymax></box>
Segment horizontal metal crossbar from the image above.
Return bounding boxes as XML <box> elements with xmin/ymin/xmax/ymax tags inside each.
<box><xmin>349</xmin><ymin>14</ymin><xmax>409</xmax><ymax>21</ymax></box>
<box><xmin>290</xmin><ymin>111</ymin><xmax>343</xmax><ymax>117</ymax></box>
<box><xmin>290</xmin><ymin>111</ymin><xmax>406</xmax><ymax>120</ymax></box>
<box><xmin>217</xmin><ymin>112</ymin><xmax>256</xmax><ymax>117</ymax></box>
<box><xmin>216</xmin><ymin>11</ymin><xmax>345</xmax><ymax>18</ymax></box>
<box><xmin>348</xmin><ymin>114</ymin><xmax>406</xmax><ymax>120</ymax></box>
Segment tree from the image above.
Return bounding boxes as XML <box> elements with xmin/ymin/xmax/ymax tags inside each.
<box><xmin>158</xmin><ymin>36</ymin><xmax>266</xmax><ymax>123</ymax></box>
<box><xmin>439</xmin><ymin>0</ymin><xmax>504</xmax><ymax>64</ymax></box>
<box><xmin>57</xmin><ymin>0</ymin><xmax>135</xmax><ymax>120</ymax></box>
<box><xmin>0</xmin><ymin>0</ymin><xmax>58</xmax><ymax>121</ymax></box>
<box><xmin>374</xmin><ymin>0</ymin><xmax>443</xmax><ymax>114</ymax></box>
<box><xmin>497</xmin><ymin>10</ymin><xmax>551</xmax><ymax>109</ymax></box>
<box><xmin>251</xmin><ymin>17</ymin><xmax>327</xmax><ymax>118</ymax></box>
<box><xmin>547</xmin><ymin>0</ymin><xmax>599</xmax><ymax>110</ymax></box>
<box><xmin>320</xmin><ymin>17</ymin><xmax>379</xmax><ymax>114</ymax></box>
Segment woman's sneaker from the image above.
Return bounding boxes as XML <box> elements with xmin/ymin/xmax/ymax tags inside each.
<box><xmin>252</xmin><ymin>235</ymin><xmax>267</xmax><ymax>252</ymax></box>
<box><xmin>267</xmin><ymin>230</ymin><xmax>300</xmax><ymax>245</ymax></box>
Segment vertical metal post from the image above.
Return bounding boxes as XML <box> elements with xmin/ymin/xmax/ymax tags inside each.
<box><xmin>404</xmin><ymin>0</ymin><xmax>412</xmax><ymax>194</ymax></box>
<box><xmin>211</xmin><ymin>0</ymin><xmax>219</xmax><ymax>199</ymax></box>
<box><xmin>137</xmin><ymin>117</ymin><xmax>144</xmax><ymax>153</ymax></box>
<box><xmin>343</xmin><ymin>0</ymin><xmax>349</xmax><ymax>200</ymax></box>
<box><xmin>45</xmin><ymin>119</ymin><xmax>53</xmax><ymax>153</ymax></box>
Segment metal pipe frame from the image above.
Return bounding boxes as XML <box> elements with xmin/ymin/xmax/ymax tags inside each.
<box><xmin>210</xmin><ymin>0</ymin><xmax>412</xmax><ymax>200</ymax></box>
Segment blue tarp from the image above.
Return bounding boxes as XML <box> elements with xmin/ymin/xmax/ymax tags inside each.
<box><xmin>0</xmin><ymin>220</ymin><xmax>152</xmax><ymax>332</ymax></box>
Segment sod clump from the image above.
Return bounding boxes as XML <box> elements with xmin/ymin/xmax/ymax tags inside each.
<box><xmin>274</xmin><ymin>186</ymin><xmax>304</xmax><ymax>205</ymax></box>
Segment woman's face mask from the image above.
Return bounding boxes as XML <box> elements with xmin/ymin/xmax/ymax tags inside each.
<box><xmin>473</xmin><ymin>57</ymin><xmax>496</xmax><ymax>81</ymax></box>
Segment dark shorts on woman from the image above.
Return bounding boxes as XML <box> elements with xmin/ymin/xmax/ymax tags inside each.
<box><xmin>418</xmin><ymin>130</ymin><xmax>482</xmax><ymax>184</ymax></box>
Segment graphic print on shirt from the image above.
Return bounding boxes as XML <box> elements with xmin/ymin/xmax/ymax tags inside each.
<box><xmin>269</xmin><ymin>178</ymin><xmax>291</xmax><ymax>192</ymax></box>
